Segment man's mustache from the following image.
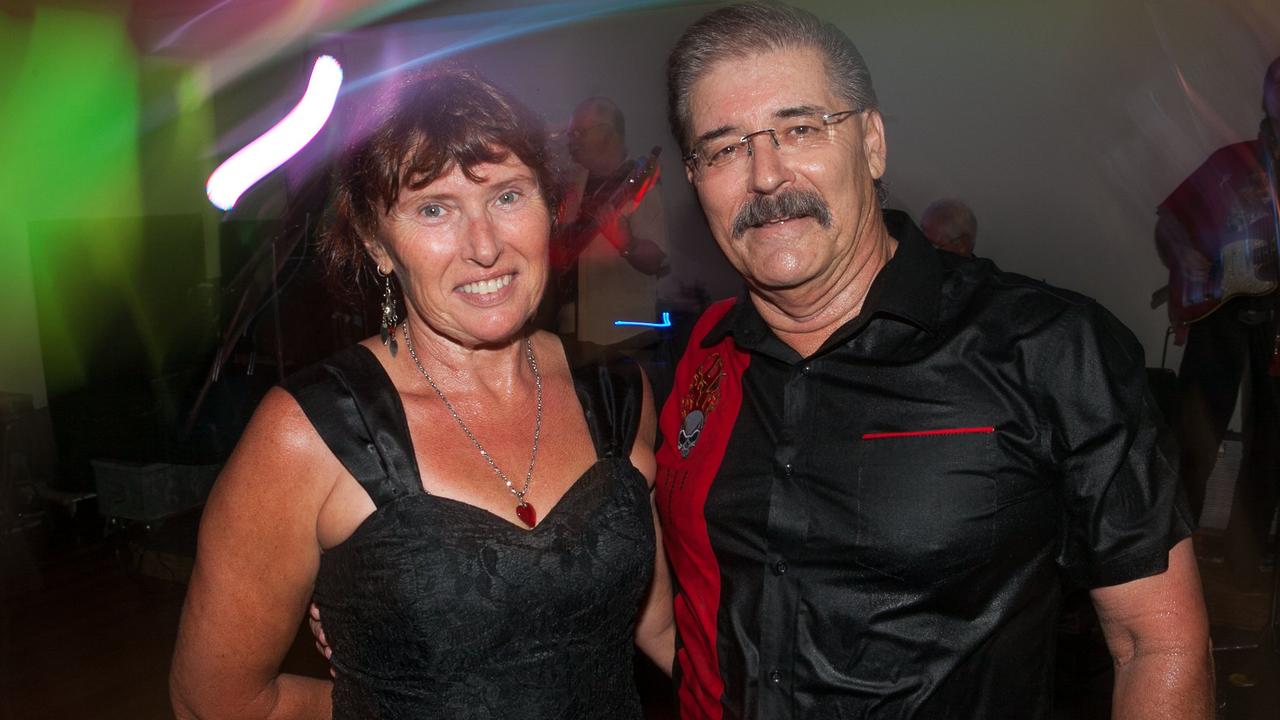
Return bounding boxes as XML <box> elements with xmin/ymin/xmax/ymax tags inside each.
<box><xmin>731</xmin><ymin>190</ymin><xmax>832</xmax><ymax>239</ymax></box>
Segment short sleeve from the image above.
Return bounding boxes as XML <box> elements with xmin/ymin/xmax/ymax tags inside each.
<box><xmin>1038</xmin><ymin>301</ymin><xmax>1194</xmax><ymax>588</ymax></box>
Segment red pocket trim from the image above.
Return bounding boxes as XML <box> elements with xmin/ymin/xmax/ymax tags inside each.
<box><xmin>862</xmin><ymin>426</ymin><xmax>995</xmax><ymax>440</ymax></box>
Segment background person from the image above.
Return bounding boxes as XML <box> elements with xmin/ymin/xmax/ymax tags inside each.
<box><xmin>553</xmin><ymin>96</ymin><xmax>670</xmax><ymax>349</ymax></box>
<box><xmin>1154</xmin><ymin>55</ymin><xmax>1280</xmax><ymax>591</ymax></box>
<box><xmin>920</xmin><ymin>196</ymin><xmax>977</xmax><ymax>256</ymax></box>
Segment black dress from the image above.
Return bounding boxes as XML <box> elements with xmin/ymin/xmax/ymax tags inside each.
<box><xmin>282</xmin><ymin>342</ymin><xmax>654</xmax><ymax>719</ymax></box>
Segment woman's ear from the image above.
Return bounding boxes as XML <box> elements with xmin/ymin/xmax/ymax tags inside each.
<box><xmin>364</xmin><ymin>237</ymin><xmax>392</xmax><ymax>274</ymax></box>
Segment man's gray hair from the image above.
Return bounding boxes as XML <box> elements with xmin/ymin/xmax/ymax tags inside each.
<box><xmin>666</xmin><ymin>2</ymin><xmax>879</xmax><ymax>154</ymax></box>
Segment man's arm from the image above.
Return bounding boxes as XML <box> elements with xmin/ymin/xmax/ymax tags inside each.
<box><xmin>1090</xmin><ymin>537</ymin><xmax>1214</xmax><ymax>720</ymax></box>
<box><xmin>1041</xmin><ymin>299</ymin><xmax>1211</xmax><ymax>718</ymax></box>
<box><xmin>629</xmin><ymin>365</ymin><xmax>675</xmax><ymax>674</ymax></box>
<box><xmin>1154</xmin><ymin>208</ymin><xmax>1210</xmax><ymax>282</ymax></box>
<box><xmin>601</xmin><ymin>181</ymin><xmax>668</xmax><ymax>276</ymax></box>
<box><xmin>603</xmin><ymin>214</ymin><xmax>668</xmax><ymax>275</ymax></box>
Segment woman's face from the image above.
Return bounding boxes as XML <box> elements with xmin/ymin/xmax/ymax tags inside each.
<box><xmin>370</xmin><ymin>153</ymin><xmax>551</xmax><ymax>349</ymax></box>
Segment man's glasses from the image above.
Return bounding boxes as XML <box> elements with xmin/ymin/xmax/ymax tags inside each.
<box><xmin>683</xmin><ymin>109</ymin><xmax>861</xmax><ymax>177</ymax></box>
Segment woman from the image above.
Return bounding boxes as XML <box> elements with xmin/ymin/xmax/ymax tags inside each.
<box><xmin>170</xmin><ymin>68</ymin><xmax>673</xmax><ymax>719</ymax></box>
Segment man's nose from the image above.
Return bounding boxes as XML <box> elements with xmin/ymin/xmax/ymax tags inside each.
<box><xmin>745</xmin><ymin>130</ymin><xmax>792</xmax><ymax>194</ymax></box>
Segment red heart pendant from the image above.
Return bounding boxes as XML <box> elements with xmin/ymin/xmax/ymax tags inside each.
<box><xmin>515</xmin><ymin>502</ymin><xmax>537</xmax><ymax>528</ymax></box>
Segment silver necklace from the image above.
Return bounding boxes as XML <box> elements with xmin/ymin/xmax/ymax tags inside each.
<box><xmin>401</xmin><ymin>322</ymin><xmax>543</xmax><ymax>528</ymax></box>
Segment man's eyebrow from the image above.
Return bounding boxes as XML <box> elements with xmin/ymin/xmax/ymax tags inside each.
<box><xmin>775</xmin><ymin>104</ymin><xmax>824</xmax><ymax>119</ymax></box>
<box><xmin>692</xmin><ymin>105</ymin><xmax>828</xmax><ymax>148</ymax></box>
<box><xmin>692</xmin><ymin>124</ymin><xmax>735</xmax><ymax>148</ymax></box>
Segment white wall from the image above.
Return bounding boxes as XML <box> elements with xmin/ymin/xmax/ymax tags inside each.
<box><xmin>798</xmin><ymin>0</ymin><xmax>1280</xmax><ymax>369</ymax></box>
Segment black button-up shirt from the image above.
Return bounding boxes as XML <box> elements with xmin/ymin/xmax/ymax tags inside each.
<box><xmin>655</xmin><ymin>211</ymin><xmax>1191</xmax><ymax>719</ymax></box>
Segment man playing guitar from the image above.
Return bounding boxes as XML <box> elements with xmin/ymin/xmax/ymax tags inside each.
<box><xmin>1154</xmin><ymin>55</ymin><xmax>1280</xmax><ymax>592</ymax></box>
<box><xmin>550</xmin><ymin>97</ymin><xmax>668</xmax><ymax>349</ymax></box>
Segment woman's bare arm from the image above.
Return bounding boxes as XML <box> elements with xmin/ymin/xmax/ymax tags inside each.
<box><xmin>170</xmin><ymin>388</ymin><xmax>337</xmax><ymax>719</ymax></box>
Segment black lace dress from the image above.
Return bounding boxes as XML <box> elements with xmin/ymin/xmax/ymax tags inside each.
<box><xmin>282</xmin><ymin>342</ymin><xmax>654</xmax><ymax>719</ymax></box>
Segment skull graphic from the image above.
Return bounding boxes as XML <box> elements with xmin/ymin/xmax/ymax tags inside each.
<box><xmin>677</xmin><ymin>410</ymin><xmax>705</xmax><ymax>458</ymax></box>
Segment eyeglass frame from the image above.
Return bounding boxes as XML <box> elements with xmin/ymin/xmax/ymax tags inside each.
<box><xmin>682</xmin><ymin>108</ymin><xmax>863</xmax><ymax>176</ymax></box>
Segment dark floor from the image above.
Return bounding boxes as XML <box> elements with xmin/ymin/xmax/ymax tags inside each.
<box><xmin>1</xmin><ymin>512</ymin><xmax>1276</xmax><ymax>718</ymax></box>
<box><xmin>1196</xmin><ymin>532</ymin><xmax>1280</xmax><ymax>720</ymax></box>
<box><xmin>0</xmin><ymin>511</ymin><xmax>331</xmax><ymax>720</ymax></box>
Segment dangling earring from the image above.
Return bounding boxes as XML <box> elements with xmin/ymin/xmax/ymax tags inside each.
<box><xmin>378</xmin><ymin>266</ymin><xmax>399</xmax><ymax>357</ymax></box>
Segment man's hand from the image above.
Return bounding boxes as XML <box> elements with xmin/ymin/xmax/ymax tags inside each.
<box><xmin>1154</xmin><ymin>209</ymin><xmax>1212</xmax><ymax>283</ymax></box>
<box><xmin>308</xmin><ymin>602</ymin><xmax>335</xmax><ymax>678</ymax></box>
<box><xmin>1172</xmin><ymin>244</ymin><xmax>1212</xmax><ymax>284</ymax></box>
<box><xmin>598</xmin><ymin>203</ymin><xmax>635</xmax><ymax>253</ymax></box>
<box><xmin>599</xmin><ymin>204</ymin><xmax>668</xmax><ymax>276</ymax></box>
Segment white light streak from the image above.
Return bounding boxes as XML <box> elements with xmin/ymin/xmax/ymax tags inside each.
<box><xmin>206</xmin><ymin>55</ymin><xmax>342</xmax><ymax>211</ymax></box>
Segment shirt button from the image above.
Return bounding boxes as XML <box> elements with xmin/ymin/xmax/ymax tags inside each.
<box><xmin>782</xmin><ymin>463</ymin><xmax>793</xmax><ymax>479</ymax></box>
<box><xmin>772</xmin><ymin>559</ymin><xmax>788</xmax><ymax>576</ymax></box>
<box><xmin>768</xmin><ymin>668</ymin><xmax>782</xmax><ymax>684</ymax></box>
<box><xmin>800</xmin><ymin>363</ymin><xmax>812</xmax><ymax>375</ymax></box>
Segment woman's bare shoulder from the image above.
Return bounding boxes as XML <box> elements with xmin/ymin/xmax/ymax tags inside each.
<box><xmin>248</xmin><ymin>386</ymin><xmax>328</xmax><ymax>454</ymax></box>
<box><xmin>212</xmin><ymin>387</ymin><xmax>341</xmax><ymax>509</ymax></box>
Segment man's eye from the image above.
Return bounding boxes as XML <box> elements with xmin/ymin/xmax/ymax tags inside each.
<box><xmin>785</xmin><ymin>124</ymin><xmax>820</xmax><ymax>141</ymax></box>
<box><xmin>497</xmin><ymin>190</ymin><xmax>521</xmax><ymax>205</ymax></box>
<box><xmin>420</xmin><ymin>204</ymin><xmax>445</xmax><ymax>218</ymax></box>
<box><xmin>708</xmin><ymin>143</ymin><xmax>740</xmax><ymax>164</ymax></box>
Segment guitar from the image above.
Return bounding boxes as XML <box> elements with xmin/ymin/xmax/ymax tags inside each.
<box><xmin>1150</xmin><ymin>236</ymin><xmax>1278</xmax><ymax>331</ymax></box>
<box><xmin>1151</xmin><ymin>237</ymin><xmax>1280</xmax><ymax>376</ymax></box>
<box><xmin>1152</xmin><ymin>133</ymin><xmax>1280</xmax><ymax>369</ymax></box>
<box><xmin>551</xmin><ymin>146</ymin><xmax>662</xmax><ymax>270</ymax></box>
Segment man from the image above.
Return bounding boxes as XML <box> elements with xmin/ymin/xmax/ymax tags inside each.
<box><xmin>554</xmin><ymin>96</ymin><xmax>669</xmax><ymax>348</ymax></box>
<box><xmin>1154</xmin><ymin>55</ymin><xmax>1280</xmax><ymax>590</ymax></box>
<box><xmin>655</xmin><ymin>4</ymin><xmax>1211</xmax><ymax>718</ymax></box>
<box><xmin>920</xmin><ymin>197</ymin><xmax>977</xmax><ymax>256</ymax></box>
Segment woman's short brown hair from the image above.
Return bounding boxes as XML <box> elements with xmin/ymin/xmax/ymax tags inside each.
<box><xmin>319</xmin><ymin>67</ymin><xmax>558</xmax><ymax>287</ymax></box>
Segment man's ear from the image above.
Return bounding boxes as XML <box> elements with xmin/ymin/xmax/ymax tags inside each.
<box><xmin>861</xmin><ymin>109</ymin><xmax>887</xmax><ymax>180</ymax></box>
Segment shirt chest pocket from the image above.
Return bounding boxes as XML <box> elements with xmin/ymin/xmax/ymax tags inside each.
<box><xmin>853</xmin><ymin>430</ymin><xmax>997</xmax><ymax>584</ymax></box>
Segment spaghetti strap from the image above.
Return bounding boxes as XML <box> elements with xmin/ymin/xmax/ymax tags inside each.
<box><xmin>280</xmin><ymin>345</ymin><xmax>421</xmax><ymax>508</ymax></box>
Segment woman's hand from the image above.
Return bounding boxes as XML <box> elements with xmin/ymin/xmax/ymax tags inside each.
<box><xmin>308</xmin><ymin>602</ymin><xmax>336</xmax><ymax>678</ymax></box>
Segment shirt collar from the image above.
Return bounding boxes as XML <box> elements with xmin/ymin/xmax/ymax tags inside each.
<box><xmin>703</xmin><ymin>209</ymin><xmax>943</xmax><ymax>354</ymax></box>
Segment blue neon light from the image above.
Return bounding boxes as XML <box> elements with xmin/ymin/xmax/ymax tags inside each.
<box><xmin>614</xmin><ymin>312</ymin><xmax>671</xmax><ymax>328</ymax></box>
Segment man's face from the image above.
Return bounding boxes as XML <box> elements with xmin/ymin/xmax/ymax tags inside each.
<box><xmin>927</xmin><ymin>231</ymin><xmax>975</xmax><ymax>257</ymax></box>
<box><xmin>921</xmin><ymin>210</ymin><xmax>975</xmax><ymax>257</ymax></box>
<box><xmin>685</xmin><ymin>47</ymin><xmax>886</xmax><ymax>295</ymax></box>
<box><xmin>1265</xmin><ymin>57</ymin><xmax>1280</xmax><ymax>124</ymax></box>
<box><xmin>567</xmin><ymin>104</ymin><xmax>617</xmax><ymax>171</ymax></box>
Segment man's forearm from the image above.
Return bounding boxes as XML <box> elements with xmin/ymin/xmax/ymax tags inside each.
<box><xmin>622</xmin><ymin>235</ymin><xmax>668</xmax><ymax>275</ymax></box>
<box><xmin>1110</xmin><ymin>643</ymin><xmax>1214</xmax><ymax>720</ymax></box>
